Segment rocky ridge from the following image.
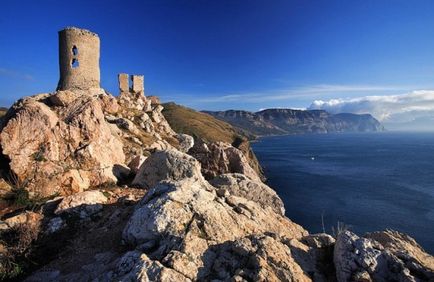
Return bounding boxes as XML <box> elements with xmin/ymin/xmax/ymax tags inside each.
<box><xmin>204</xmin><ymin>109</ymin><xmax>385</xmax><ymax>136</ymax></box>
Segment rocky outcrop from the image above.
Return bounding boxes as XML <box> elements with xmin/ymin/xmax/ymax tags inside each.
<box><xmin>0</xmin><ymin>91</ymin><xmax>125</xmax><ymax>197</ymax></box>
<box><xmin>334</xmin><ymin>230</ymin><xmax>434</xmax><ymax>281</ymax></box>
<box><xmin>366</xmin><ymin>230</ymin><xmax>434</xmax><ymax>280</ymax></box>
<box><xmin>0</xmin><ymin>74</ymin><xmax>430</xmax><ymax>281</ymax></box>
<box><xmin>210</xmin><ymin>173</ymin><xmax>285</xmax><ymax>215</ymax></box>
<box><xmin>0</xmin><ymin>87</ymin><xmax>185</xmax><ymax>198</ymax></box>
<box><xmin>20</xmin><ymin>148</ymin><xmax>434</xmax><ymax>281</ymax></box>
<box><xmin>161</xmin><ymin>102</ymin><xmax>265</xmax><ymax>181</ymax></box>
<box><xmin>189</xmin><ymin>141</ymin><xmax>262</xmax><ymax>182</ymax></box>
<box><xmin>120</xmin><ymin>151</ymin><xmax>308</xmax><ymax>280</ymax></box>
<box><xmin>131</xmin><ymin>149</ymin><xmax>204</xmax><ymax>189</ymax></box>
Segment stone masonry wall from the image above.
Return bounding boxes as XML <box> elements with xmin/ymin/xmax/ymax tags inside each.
<box><xmin>57</xmin><ymin>27</ymin><xmax>100</xmax><ymax>91</ymax></box>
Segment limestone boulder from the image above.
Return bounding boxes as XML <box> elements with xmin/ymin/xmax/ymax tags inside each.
<box><xmin>0</xmin><ymin>94</ymin><xmax>125</xmax><ymax>197</ymax></box>
<box><xmin>102</xmin><ymin>251</ymin><xmax>191</xmax><ymax>281</ymax></box>
<box><xmin>190</xmin><ymin>141</ymin><xmax>262</xmax><ymax>182</ymax></box>
<box><xmin>366</xmin><ymin>230</ymin><xmax>434</xmax><ymax>280</ymax></box>
<box><xmin>334</xmin><ymin>230</ymin><xmax>434</xmax><ymax>282</ymax></box>
<box><xmin>145</xmin><ymin>140</ymin><xmax>173</xmax><ymax>152</ymax></box>
<box><xmin>200</xmin><ymin>234</ymin><xmax>311</xmax><ymax>281</ymax></box>
<box><xmin>131</xmin><ymin>149</ymin><xmax>204</xmax><ymax>189</ymax></box>
<box><xmin>176</xmin><ymin>133</ymin><xmax>194</xmax><ymax>153</ymax></box>
<box><xmin>210</xmin><ymin>173</ymin><xmax>285</xmax><ymax>215</ymax></box>
<box><xmin>54</xmin><ymin>190</ymin><xmax>108</xmax><ymax>218</ymax></box>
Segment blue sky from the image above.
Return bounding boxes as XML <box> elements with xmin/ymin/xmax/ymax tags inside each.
<box><xmin>2</xmin><ymin>0</ymin><xmax>434</xmax><ymax>112</ymax></box>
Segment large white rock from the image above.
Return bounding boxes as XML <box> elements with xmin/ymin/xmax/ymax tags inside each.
<box><xmin>334</xmin><ymin>230</ymin><xmax>434</xmax><ymax>282</ymax></box>
<box><xmin>176</xmin><ymin>133</ymin><xmax>194</xmax><ymax>153</ymax></box>
<box><xmin>131</xmin><ymin>149</ymin><xmax>204</xmax><ymax>189</ymax></box>
<box><xmin>123</xmin><ymin>169</ymin><xmax>307</xmax><ymax>279</ymax></box>
<box><xmin>210</xmin><ymin>173</ymin><xmax>285</xmax><ymax>215</ymax></box>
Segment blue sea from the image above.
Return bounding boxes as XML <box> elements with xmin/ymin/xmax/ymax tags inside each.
<box><xmin>251</xmin><ymin>132</ymin><xmax>434</xmax><ymax>254</ymax></box>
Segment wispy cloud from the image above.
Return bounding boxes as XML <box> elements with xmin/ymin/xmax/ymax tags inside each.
<box><xmin>0</xmin><ymin>68</ymin><xmax>34</xmax><ymax>81</ymax></box>
<box><xmin>308</xmin><ymin>90</ymin><xmax>434</xmax><ymax>122</ymax></box>
<box><xmin>197</xmin><ymin>84</ymin><xmax>408</xmax><ymax>103</ymax></box>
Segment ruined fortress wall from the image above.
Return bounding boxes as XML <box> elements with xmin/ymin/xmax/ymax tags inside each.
<box><xmin>118</xmin><ymin>73</ymin><xmax>129</xmax><ymax>93</ymax></box>
<box><xmin>57</xmin><ymin>27</ymin><xmax>100</xmax><ymax>90</ymax></box>
<box><xmin>131</xmin><ymin>75</ymin><xmax>144</xmax><ymax>93</ymax></box>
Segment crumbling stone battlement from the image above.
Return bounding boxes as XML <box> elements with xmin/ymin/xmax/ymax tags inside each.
<box><xmin>61</xmin><ymin>26</ymin><xmax>99</xmax><ymax>37</ymax></box>
<box><xmin>118</xmin><ymin>73</ymin><xmax>145</xmax><ymax>95</ymax></box>
<box><xmin>57</xmin><ymin>27</ymin><xmax>100</xmax><ymax>91</ymax></box>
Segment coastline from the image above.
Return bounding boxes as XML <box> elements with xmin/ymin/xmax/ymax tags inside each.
<box><xmin>250</xmin><ymin>132</ymin><xmax>434</xmax><ymax>255</ymax></box>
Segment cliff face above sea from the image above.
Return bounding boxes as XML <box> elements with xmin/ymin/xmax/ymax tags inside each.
<box><xmin>203</xmin><ymin>109</ymin><xmax>385</xmax><ymax>136</ymax></box>
<box><xmin>0</xmin><ymin>89</ymin><xmax>432</xmax><ymax>281</ymax></box>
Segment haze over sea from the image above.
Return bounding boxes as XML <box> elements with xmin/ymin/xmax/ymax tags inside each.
<box><xmin>252</xmin><ymin>132</ymin><xmax>434</xmax><ymax>254</ymax></box>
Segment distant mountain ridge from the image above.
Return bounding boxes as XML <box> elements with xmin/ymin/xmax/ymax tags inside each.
<box><xmin>203</xmin><ymin>108</ymin><xmax>385</xmax><ymax>136</ymax></box>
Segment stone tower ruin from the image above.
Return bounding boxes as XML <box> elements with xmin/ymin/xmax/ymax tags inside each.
<box><xmin>118</xmin><ymin>73</ymin><xmax>144</xmax><ymax>95</ymax></box>
<box><xmin>57</xmin><ymin>27</ymin><xmax>100</xmax><ymax>90</ymax></box>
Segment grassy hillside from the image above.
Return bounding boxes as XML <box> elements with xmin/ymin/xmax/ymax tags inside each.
<box><xmin>162</xmin><ymin>102</ymin><xmax>264</xmax><ymax>180</ymax></box>
<box><xmin>162</xmin><ymin>102</ymin><xmax>242</xmax><ymax>143</ymax></box>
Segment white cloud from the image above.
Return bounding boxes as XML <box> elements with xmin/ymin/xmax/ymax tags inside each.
<box><xmin>198</xmin><ymin>84</ymin><xmax>405</xmax><ymax>103</ymax></box>
<box><xmin>308</xmin><ymin>90</ymin><xmax>434</xmax><ymax>123</ymax></box>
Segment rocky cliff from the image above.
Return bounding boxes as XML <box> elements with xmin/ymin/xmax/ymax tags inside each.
<box><xmin>204</xmin><ymin>109</ymin><xmax>385</xmax><ymax>136</ymax></box>
<box><xmin>0</xmin><ymin>88</ymin><xmax>431</xmax><ymax>281</ymax></box>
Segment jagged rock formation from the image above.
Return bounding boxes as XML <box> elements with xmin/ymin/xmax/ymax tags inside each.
<box><xmin>0</xmin><ymin>88</ymin><xmax>178</xmax><ymax>198</ymax></box>
<box><xmin>20</xmin><ymin>150</ymin><xmax>434</xmax><ymax>281</ymax></box>
<box><xmin>0</xmin><ymin>91</ymin><xmax>125</xmax><ymax>197</ymax></box>
<box><xmin>161</xmin><ymin>102</ymin><xmax>265</xmax><ymax>180</ymax></box>
<box><xmin>204</xmin><ymin>109</ymin><xmax>385</xmax><ymax>136</ymax></box>
<box><xmin>334</xmin><ymin>230</ymin><xmax>434</xmax><ymax>281</ymax></box>
<box><xmin>189</xmin><ymin>140</ymin><xmax>262</xmax><ymax>182</ymax></box>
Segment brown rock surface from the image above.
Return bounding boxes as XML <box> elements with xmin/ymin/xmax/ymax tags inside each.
<box><xmin>190</xmin><ymin>141</ymin><xmax>262</xmax><ymax>182</ymax></box>
<box><xmin>0</xmin><ymin>93</ymin><xmax>125</xmax><ymax>197</ymax></box>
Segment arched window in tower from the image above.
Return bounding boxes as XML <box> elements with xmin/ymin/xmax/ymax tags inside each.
<box><xmin>71</xmin><ymin>45</ymin><xmax>79</xmax><ymax>68</ymax></box>
<box><xmin>72</xmin><ymin>58</ymin><xmax>79</xmax><ymax>68</ymax></box>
